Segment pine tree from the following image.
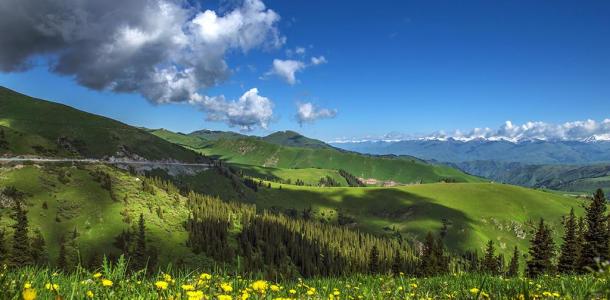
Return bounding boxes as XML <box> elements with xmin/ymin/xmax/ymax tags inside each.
<box><xmin>30</xmin><ymin>229</ymin><xmax>47</xmax><ymax>265</ymax></box>
<box><xmin>58</xmin><ymin>237</ymin><xmax>67</xmax><ymax>271</ymax></box>
<box><xmin>391</xmin><ymin>248</ymin><xmax>402</xmax><ymax>275</ymax></box>
<box><xmin>419</xmin><ymin>232</ymin><xmax>438</xmax><ymax>276</ymax></box>
<box><xmin>482</xmin><ymin>240</ymin><xmax>497</xmax><ymax>274</ymax></box>
<box><xmin>132</xmin><ymin>213</ymin><xmax>148</xmax><ymax>271</ymax></box>
<box><xmin>507</xmin><ymin>246</ymin><xmax>520</xmax><ymax>277</ymax></box>
<box><xmin>369</xmin><ymin>245</ymin><xmax>379</xmax><ymax>274</ymax></box>
<box><xmin>578</xmin><ymin>189</ymin><xmax>608</xmax><ymax>272</ymax></box>
<box><xmin>558</xmin><ymin>208</ymin><xmax>579</xmax><ymax>273</ymax></box>
<box><xmin>526</xmin><ymin>218</ymin><xmax>556</xmax><ymax>277</ymax></box>
<box><xmin>9</xmin><ymin>201</ymin><xmax>32</xmax><ymax>267</ymax></box>
<box><xmin>0</xmin><ymin>229</ymin><xmax>7</xmax><ymax>265</ymax></box>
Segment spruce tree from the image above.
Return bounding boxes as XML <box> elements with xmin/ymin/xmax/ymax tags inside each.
<box><xmin>132</xmin><ymin>213</ymin><xmax>148</xmax><ymax>271</ymax></box>
<box><xmin>9</xmin><ymin>200</ymin><xmax>33</xmax><ymax>267</ymax></box>
<box><xmin>391</xmin><ymin>248</ymin><xmax>402</xmax><ymax>275</ymax></box>
<box><xmin>0</xmin><ymin>229</ymin><xmax>6</xmax><ymax>265</ymax></box>
<box><xmin>482</xmin><ymin>240</ymin><xmax>497</xmax><ymax>274</ymax></box>
<box><xmin>58</xmin><ymin>237</ymin><xmax>67</xmax><ymax>271</ymax></box>
<box><xmin>30</xmin><ymin>229</ymin><xmax>47</xmax><ymax>265</ymax></box>
<box><xmin>419</xmin><ymin>232</ymin><xmax>437</xmax><ymax>276</ymax></box>
<box><xmin>558</xmin><ymin>208</ymin><xmax>579</xmax><ymax>273</ymax></box>
<box><xmin>526</xmin><ymin>218</ymin><xmax>555</xmax><ymax>277</ymax></box>
<box><xmin>578</xmin><ymin>189</ymin><xmax>608</xmax><ymax>271</ymax></box>
<box><xmin>369</xmin><ymin>245</ymin><xmax>379</xmax><ymax>274</ymax></box>
<box><xmin>507</xmin><ymin>246</ymin><xmax>520</xmax><ymax>277</ymax></box>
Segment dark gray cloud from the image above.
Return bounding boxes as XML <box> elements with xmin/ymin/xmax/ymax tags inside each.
<box><xmin>0</xmin><ymin>0</ymin><xmax>283</xmax><ymax>116</ymax></box>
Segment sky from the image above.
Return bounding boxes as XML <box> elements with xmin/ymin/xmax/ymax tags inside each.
<box><xmin>0</xmin><ymin>0</ymin><xmax>609</xmax><ymax>141</ymax></box>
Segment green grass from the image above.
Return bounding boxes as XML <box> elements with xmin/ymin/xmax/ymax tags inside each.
<box><xmin>234</xmin><ymin>164</ymin><xmax>348</xmax><ymax>186</ymax></box>
<box><xmin>0</xmin><ymin>86</ymin><xmax>201</xmax><ymax>162</ymax></box>
<box><xmin>0</xmin><ymin>164</ymin><xmax>224</xmax><ymax>266</ymax></box>
<box><xmin>253</xmin><ymin>182</ymin><xmax>587</xmax><ymax>256</ymax></box>
<box><xmin>151</xmin><ymin>129</ymin><xmax>484</xmax><ymax>185</ymax></box>
<box><xmin>2</xmin><ymin>262</ymin><xmax>609</xmax><ymax>299</ymax></box>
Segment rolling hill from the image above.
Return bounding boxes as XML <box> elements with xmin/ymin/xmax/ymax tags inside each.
<box><xmin>261</xmin><ymin>130</ymin><xmax>335</xmax><ymax>149</ymax></box>
<box><xmin>152</xmin><ymin>130</ymin><xmax>484</xmax><ymax>185</ymax></box>
<box><xmin>0</xmin><ymin>86</ymin><xmax>203</xmax><ymax>162</ymax></box>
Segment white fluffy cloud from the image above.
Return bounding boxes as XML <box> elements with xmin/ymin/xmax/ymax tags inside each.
<box><xmin>190</xmin><ymin>88</ymin><xmax>274</xmax><ymax>131</ymax></box>
<box><xmin>311</xmin><ymin>56</ymin><xmax>327</xmax><ymax>65</ymax></box>
<box><xmin>0</xmin><ymin>0</ymin><xmax>283</xmax><ymax>129</ymax></box>
<box><xmin>267</xmin><ymin>59</ymin><xmax>306</xmax><ymax>85</ymax></box>
<box><xmin>296</xmin><ymin>102</ymin><xmax>337</xmax><ymax>125</ymax></box>
<box><xmin>425</xmin><ymin>119</ymin><xmax>610</xmax><ymax>142</ymax></box>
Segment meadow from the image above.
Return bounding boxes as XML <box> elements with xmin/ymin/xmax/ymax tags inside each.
<box><xmin>2</xmin><ymin>259</ymin><xmax>609</xmax><ymax>300</ymax></box>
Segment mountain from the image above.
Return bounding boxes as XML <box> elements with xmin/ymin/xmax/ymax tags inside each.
<box><xmin>188</xmin><ymin>129</ymin><xmax>248</xmax><ymax>141</ymax></box>
<box><xmin>0</xmin><ymin>86</ymin><xmax>203</xmax><ymax>162</ymax></box>
<box><xmin>262</xmin><ymin>130</ymin><xmax>334</xmax><ymax>149</ymax></box>
<box><xmin>331</xmin><ymin>139</ymin><xmax>610</xmax><ymax>164</ymax></box>
<box><xmin>151</xmin><ymin>130</ymin><xmax>484</xmax><ymax>185</ymax></box>
<box><xmin>454</xmin><ymin>160</ymin><xmax>610</xmax><ymax>194</ymax></box>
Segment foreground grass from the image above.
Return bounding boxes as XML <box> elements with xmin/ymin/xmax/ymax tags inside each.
<box><xmin>2</xmin><ymin>261</ymin><xmax>609</xmax><ymax>300</ymax></box>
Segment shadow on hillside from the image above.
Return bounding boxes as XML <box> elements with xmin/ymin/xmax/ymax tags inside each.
<box><xmin>258</xmin><ymin>187</ymin><xmax>477</xmax><ymax>253</ymax></box>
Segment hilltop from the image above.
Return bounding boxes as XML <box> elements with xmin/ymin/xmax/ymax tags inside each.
<box><xmin>151</xmin><ymin>129</ymin><xmax>483</xmax><ymax>185</ymax></box>
<box><xmin>0</xmin><ymin>86</ymin><xmax>203</xmax><ymax>162</ymax></box>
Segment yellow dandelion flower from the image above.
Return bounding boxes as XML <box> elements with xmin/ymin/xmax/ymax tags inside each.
<box><xmin>93</xmin><ymin>273</ymin><xmax>102</xmax><ymax>279</ymax></box>
<box><xmin>187</xmin><ymin>290</ymin><xmax>204</xmax><ymax>300</ymax></box>
<box><xmin>23</xmin><ymin>282</ymin><xmax>32</xmax><ymax>289</ymax></box>
<box><xmin>86</xmin><ymin>290</ymin><xmax>94</xmax><ymax>298</ymax></box>
<box><xmin>217</xmin><ymin>295</ymin><xmax>232</xmax><ymax>300</ymax></box>
<box><xmin>44</xmin><ymin>283</ymin><xmax>59</xmax><ymax>292</ymax></box>
<box><xmin>241</xmin><ymin>291</ymin><xmax>250</xmax><ymax>300</ymax></box>
<box><xmin>251</xmin><ymin>280</ymin><xmax>268</xmax><ymax>293</ymax></box>
<box><xmin>22</xmin><ymin>288</ymin><xmax>37</xmax><ymax>300</ymax></box>
<box><xmin>410</xmin><ymin>283</ymin><xmax>418</xmax><ymax>289</ymax></box>
<box><xmin>101</xmin><ymin>279</ymin><xmax>113</xmax><ymax>287</ymax></box>
<box><xmin>469</xmin><ymin>288</ymin><xmax>480</xmax><ymax>294</ymax></box>
<box><xmin>221</xmin><ymin>283</ymin><xmax>233</xmax><ymax>292</ymax></box>
<box><xmin>289</xmin><ymin>289</ymin><xmax>297</xmax><ymax>294</ymax></box>
<box><xmin>333</xmin><ymin>290</ymin><xmax>340</xmax><ymax>296</ymax></box>
<box><xmin>164</xmin><ymin>274</ymin><xmax>172</xmax><ymax>282</ymax></box>
<box><xmin>306</xmin><ymin>288</ymin><xmax>316</xmax><ymax>295</ymax></box>
<box><xmin>182</xmin><ymin>284</ymin><xmax>195</xmax><ymax>291</ymax></box>
<box><xmin>200</xmin><ymin>273</ymin><xmax>212</xmax><ymax>280</ymax></box>
<box><xmin>270</xmin><ymin>285</ymin><xmax>280</xmax><ymax>292</ymax></box>
<box><xmin>155</xmin><ymin>281</ymin><xmax>169</xmax><ymax>290</ymax></box>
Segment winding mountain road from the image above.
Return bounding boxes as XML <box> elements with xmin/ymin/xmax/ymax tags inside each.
<box><xmin>0</xmin><ymin>157</ymin><xmax>212</xmax><ymax>167</ymax></box>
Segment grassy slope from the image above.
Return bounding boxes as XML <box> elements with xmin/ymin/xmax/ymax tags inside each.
<box><xmin>0</xmin><ymin>164</ymin><xmax>245</xmax><ymax>266</ymax></box>
<box><xmin>0</xmin><ymin>87</ymin><xmax>201</xmax><ymax>162</ymax></box>
<box><xmin>198</xmin><ymin>138</ymin><xmax>483</xmax><ymax>184</ymax></box>
<box><xmin>255</xmin><ymin>182</ymin><xmax>586</xmax><ymax>255</ymax></box>
<box><xmin>234</xmin><ymin>163</ymin><xmax>349</xmax><ymax>186</ymax></box>
<box><xmin>261</xmin><ymin>130</ymin><xmax>333</xmax><ymax>149</ymax></box>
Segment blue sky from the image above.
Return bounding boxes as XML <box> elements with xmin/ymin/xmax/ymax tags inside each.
<box><xmin>1</xmin><ymin>0</ymin><xmax>609</xmax><ymax>141</ymax></box>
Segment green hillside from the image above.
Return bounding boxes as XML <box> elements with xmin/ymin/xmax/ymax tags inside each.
<box><xmin>194</xmin><ymin>137</ymin><xmax>483</xmax><ymax>184</ymax></box>
<box><xmin>0</xmin><ymin>87</ymin><xmax>202</xmax><ymax>162</ymax></box>
<box><xmin>262</xmin><ymin>130</ymin><xmax>334</xmax><ymax>149</ymax></box>
<box><xmin>254</xmin><ymin>182</ymin><xmax>586</xmax><ymax>255</ymax></box>
<box><xmin>150</xmin><ymin>129</ymin><xmax>482</xmax><ymax>184</ymax></box>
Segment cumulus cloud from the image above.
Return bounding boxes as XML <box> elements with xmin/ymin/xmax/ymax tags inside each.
<box><xmin>190</xmin><ymin>88</ymin><xmax>273</xmax><ymax>131</ymax></box>
<box><xmin>266</xmin><ymin>59</ymin><xmax>305</xmax><ymax>85</ymax></box>
<box><xmin>296</xmin><ymin>102</ymin><xmax>337</xmax><ymax>125</ymax></box>
<box><xmin>425</xmin><ymin>119</ymin><xmax>610</xmax><ymax>142</ymax></box>
<box><xmin>265</xmin><ymin>55</ymin><xmax>327</xmax><ymax>84</ymax></box>
<box><xmin>311</xmin><ymin>56</ymin><xmax>327</xmax><ymax>65</ymax></box>
<box><xmin>0</xmin><ymin>0</ymin><xmax>283</xmax><ymax>126</ymax></box>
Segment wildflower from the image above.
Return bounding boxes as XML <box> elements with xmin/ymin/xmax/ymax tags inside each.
<box><xmin>164</xmin><ymin>273</ymin><xmax>172</xmax><ymax>282</ymax></box>
<box><xmin>187</xmin><ymin>290</ymin><xmax>204</xmax><ymax>300</ymax></box>
<box><xmin>469</xmin><ymin>288</ymin><xmax>480</xmax><ymax>295</ymax></box>
<box><xmin>270</xmin><ymin>284</ymin><xmax>280</xmax><ymax>292</ymax></box>
<box><xmin>155</xmin><ymin>281</ymin><xmax>169</xmax><ymax>290</ymax></box>
<box><xmin>101</xmin><ymin>279</ymin><xmax>113</xmax><ymax>287</ymax></box>
<box><xmin>306</xmin><ymin>288</ymin><xmax>316</xmax><ymax>295</ymax></box>
<box><xmin>45</xmin><ymin>283</ymin><xmax>59</xmax><ymax>292</ymax></box>
<box><xmin>182</xmin><ymin>284</ymin><xmax>195</xmax><ymax>291</ymax></box>
<box><xmin>22</xmin><ymin>288</ymin><xmax>37</xmax><ymax>300</ymax></box>
<box><xmin>200</xmin><ymin>273</ymin><xmax>212</xmax><ymax>280</ymax></box>
<box><xmin>333</xmin><ymin>290</ymin><xmax>340</xmax><ymax>296</ymax></box>
<box><xmin>221</xmin><ymin>283</ymin><xmax>233</xmax><ymax>292</ymax></box>
<box><xmin>289</xmin><ymin>289</ymin><xmax>297</xmax><ymax>294</ymax></box>
<box><xmin>217</xmin><ymin>295</ymin><xmax>232</xmax><ymax>300</ymax></box>
<box><xmin>86</xmin><ymin>290</ymin><xmax>94</xmax><ymax>298</ymax></box>
<box><xmin>251</xmin><ymin>280</ymin><xmax>268</xmax><ymax>293</ymax></box>
<box><xmin>241</xmin><ymin>291</ymin><xmax>250</xmax><ymax>300</ymax></box>
<box><xmin>93</xmin><ymin>273</ymin><xmax>102</xmax><ymax>279</ymax></box>
<box><xmin>23</xmin><ymin>282</ymin><xmax>32</xmax><ymax>289</ymax></box>
<box><xmin>410</xmin><ymin>283</ymin><xmax>418</xmax><ymax>289</ymax></box>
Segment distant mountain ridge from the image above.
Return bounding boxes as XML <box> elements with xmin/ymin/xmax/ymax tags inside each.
<box><xmin>331</xmin><ymin>139</ymin><xmax>610</xmax><ymax>164</ymax></box>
